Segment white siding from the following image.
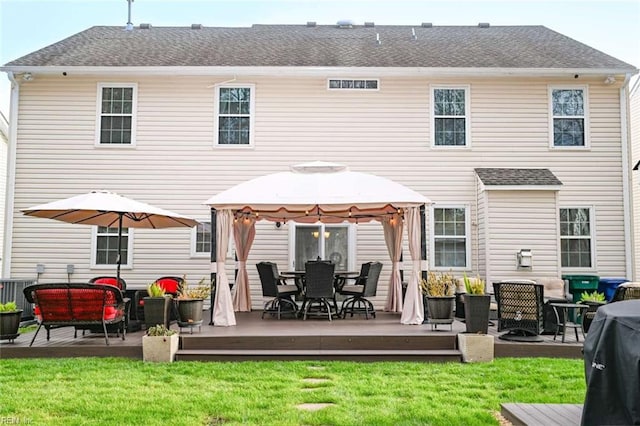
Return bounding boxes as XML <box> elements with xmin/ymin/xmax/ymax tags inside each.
<box><xmin>8</xmin><ymin>74</ymin><xmax>629</xmax><ymax>308</ymax></box>
<box><xmin>484</xmin><ymin>190</ymin><xmax>560</xmax><ymax>283</ymax></box>
<box><xmin>0</xmin><ymin>114</ymin><xmax>7</xmax><ymax>274</ymax></box>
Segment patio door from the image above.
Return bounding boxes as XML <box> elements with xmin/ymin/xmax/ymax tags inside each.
<box><xmin>290</xmin><ymin>223</ymin><xmax>354</xmax><ymax>271</ymax></box>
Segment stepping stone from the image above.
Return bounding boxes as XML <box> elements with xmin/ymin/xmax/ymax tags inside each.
<box><xmin>302</xmin><ymin>378</ymin><xmax>330</xmax><ymax>384</ymax></box>
<box><xmin>307</xmin><ymin>366</ymin><xmax>326</xmax><ymax>371</ymax></box>
<box><xmin>296</xmin><ymin>403</ymin><xmax>335</xmax><ymax>411</ymax></box>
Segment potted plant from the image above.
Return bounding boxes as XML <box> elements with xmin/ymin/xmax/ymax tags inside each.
<box><xmin>143</xmin><ymin>282</ymin><xmax>172</xmax><ymax>329</ymax></box>
<box><xmin>175</xmin><ymin>277</ymin><xmax>211</xmax><ymax>333</ymax></box>
<box><xmin>462</xmin><ymin>273</ymin><xmax>491</xmax><ymax>334</ymax></box>
<box><xmin>142</xmin><ymin>324</ymin><xmax>179</xmax><ymax>362</ymax></box>
<box><xmin>579</xmin><ymin>290</ymin><xmax>606</xmax><ymax>333</ymax></box>
<box><xmin>0</xmin><ymin>301</ymin><xmax>23</xmax><ymax>343</ymax></box>
<box><xmin>421</xmin><ymin>271</ymin><xmax>456</xmax><ymax>325</ymax></box>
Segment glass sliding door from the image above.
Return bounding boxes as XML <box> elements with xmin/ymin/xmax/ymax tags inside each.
<box><xmin>292</xmin><ymin>223</ymin><xmax>352</xmax><ymax>271</ymax></box>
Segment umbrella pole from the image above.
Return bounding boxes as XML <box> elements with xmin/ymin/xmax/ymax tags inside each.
<box><xmin>117</xmin><ymin>213</ymin><xmax>123</xmax><ymax>285</ymax></box>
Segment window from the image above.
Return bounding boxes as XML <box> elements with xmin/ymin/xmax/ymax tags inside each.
<box><xmin>550</xmin><ymin>87</ymin><xmax>588</xmax><ymax>147</ymax></box>
<box><xmin>96</xmin><ymin>83</ymin><xmax>136</xmax><ymax>145</ymax></box>
<box><xmin>328</xmin><ymin>79</ymin><xmax>379</xmax><ymax>90</ymax></box>
<box><xmin>192</xmin><ymin>222</ymin><xmax>211</xmax><ymax>257</ymax></box>
<box><xmin>93</xmin><ymin>226</ymin><xmax>131</xmax><ymax>267</ymax></box>
<box><xmin>291</xmin><ymin>224</ymin><xmax>353</xmax><ymax>271</ymax></box>
<box><xmin>431</xmin><ymin>86</ymin><xmax>470</xmax><ymax>147</ymax></box>
<box><xmin>215</xmin><ymin>86</ymin><xmax>254</xmax><ymax>146</ymax></box>
<box><xmin>432</xmin><ymin>207</ymin><xmax>469</xmax><ymax>268</ymax></box>
<box><xmin>560</xmin><ymin>208</ymin><xmax>593</xmax><ymax>268</ymax></box>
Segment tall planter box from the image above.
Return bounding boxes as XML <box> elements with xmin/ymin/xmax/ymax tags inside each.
<box><xmin>142</xmin><ymin>334</ymin><xmax>179</xmax><ymax>362</ymax></box>
<box><xmin>0</xmin><ymin>310</ymin><xmax>23</xmax><ymax>342</ymax></box>
<box><xmin>143</xmin><ymin>296</ymin><xmax>172</xmax><ymax>329</ymax></box>
<box><xmin>463</xmin><ymin>294</ymin><xmax>491</xmax><ymax>334</ymax></box>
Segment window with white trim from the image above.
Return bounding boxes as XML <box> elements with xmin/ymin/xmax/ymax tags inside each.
<box><xmin>432</xmin><ymin>207</ymin><xmax>469</xmax><ymax>268</ymax></box>
<box><xmin>291</xmin><ymin>223</ymin><xmax>353</xmax><ymax>272</ymax></box>
<box><xmin>560</xmin><ymin>208</ymin><xmax>593</xmax><ymax>268</ymax></box>
<box><xmin>97</xmin><ymin>84</ymin><xmax>136</xmax><ymax>145</ymax></box>
<box><xmin>192</xmin><ymin>222</ymin><xmax>211</xmax><ymax>257</ymax></box>
<box><xmin>431</xmin><ymin>86</ymin><xmax>469</xmax><ymax>147</ymax></box>
<box><xmin>215</xmin><ymin>86</ymin><xmax>254</xmax><ymax>146</ymax></box>
<box><xmin>93</xmin><ymin>226</ymin><xmax>130</xmax><ymax>266</ymax></box>
<box><xmin>328</xmin><ymin>79</ymin><xmax>379</xmax><ymax>90</ymax></box>
<box><xmin>550</xmin><ymin>87</ymin><xmax>588</xmax><ymax>147</ymax></box>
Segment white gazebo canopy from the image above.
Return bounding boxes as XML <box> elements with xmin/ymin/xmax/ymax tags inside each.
<box><xmin>205</xmin><ymin>161</ymin><xmax>430</xmax><ymax>327</ymax></box>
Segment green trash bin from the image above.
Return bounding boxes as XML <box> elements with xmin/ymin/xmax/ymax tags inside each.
<box><xmin>562</xmin><ymin>274</ymin><xmax>600</xmax><ymax>303</ymax></box>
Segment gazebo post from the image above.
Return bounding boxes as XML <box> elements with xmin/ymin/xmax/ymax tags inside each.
<box><xmin>209</xmin><ymin>207</ymin><xmax>217</xmax><ymax>325</ymax></box>
<box><xmin>420</xmin><ymin>204</ymin><xmax>427</xmax><ymax>280</ymax></box>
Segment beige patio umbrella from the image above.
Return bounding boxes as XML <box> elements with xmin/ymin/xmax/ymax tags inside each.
<box><xmin>22</xmin><ymin>190</ymin><xmax>199</xmax><ymax>284</ymax></box>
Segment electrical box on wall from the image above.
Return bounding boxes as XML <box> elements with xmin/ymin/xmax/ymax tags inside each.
<box><xmin>517</xmin><ymin>249</ymin><xmax>532</xmax><ymax>268</ymax></box>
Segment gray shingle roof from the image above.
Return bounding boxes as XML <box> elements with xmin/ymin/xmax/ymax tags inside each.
<box><xmin>475</xmin><ymin>168</ymin><xmax>563</xmax><ymax>186</ymax></box>
<box><xmin>3</xmin><ymin>24</ymin><xmax>636</xmax><ymax>70</ymax></box>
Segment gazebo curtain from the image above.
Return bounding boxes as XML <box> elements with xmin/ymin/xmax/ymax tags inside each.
<box><xmin>401</xmin><ymin>207</ymin><xmax>424</xmax><ymax>324</ymax></box>
<box><xmin>383</xmin><ymin>213</ymin><xmax>404</xmax><ymax>313</ymax></box>
<box><xmin>233</xmin><ymin>216</ymin><xmax>256</xmax><ymax>312</ymax></box>
<box><xmin>213</xmin><ymin>209</ymin><xmax>236</xmax><ymax>326</ymax></box>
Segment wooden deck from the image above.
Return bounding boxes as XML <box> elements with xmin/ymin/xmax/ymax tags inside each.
<box><xmin>501</xmin><ymin>403</ymin><xmax>583</xmax><ymax>426</ymax></box>
<box><xmin>0</xmin><ymin>310</ymin><xmax>586</xmax><ymax>361</ymax></box>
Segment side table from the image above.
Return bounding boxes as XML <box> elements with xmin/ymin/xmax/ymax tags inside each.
<box><xmin>550</xmin><ymin>302</ymin><xmax>589</xmax><ymax>343</ymax></box>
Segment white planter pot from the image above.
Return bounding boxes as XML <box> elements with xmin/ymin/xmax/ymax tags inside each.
<box><xmin>457</xmin><ymin>333</ymin><xmax>494</xmax><ymax>363</ymax></box>
<box><xmin>142</xmin><ymin>333</ymin><xmax>179</xmax><ymax>362</ymax></box>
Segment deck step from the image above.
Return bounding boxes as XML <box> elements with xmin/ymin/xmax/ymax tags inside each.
<box><xmin>175</xmin><ymin>348</ymin><xmax>462</xmax><ymax>362</ymax></box>
<box><xmin>179</xmin><ymin>334</ymin><xmax>458</xmax><ymax>351</ymax></box>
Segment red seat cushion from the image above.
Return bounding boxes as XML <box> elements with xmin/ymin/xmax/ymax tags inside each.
<box><xmin>156</xmin><ymin>278</ymin><xmax>179</xmax><ymax>294</ymax></box>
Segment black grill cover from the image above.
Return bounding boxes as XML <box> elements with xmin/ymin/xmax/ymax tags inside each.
<box><xmin>582</xmin><ymin>300</ymin><xmax>640</xmax><ymax>426</ymax></box>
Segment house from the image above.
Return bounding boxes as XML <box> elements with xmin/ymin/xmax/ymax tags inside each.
<box><xmin>0</xmin><ymin>112</ymin><xmax>8</xmax><ymax>273</ymax></box>
<box><xmin>631</xmin><ymin>77</ymin><xmax>640</xmax><ymax>279</ymax></box>
<box><xmin>1</xmin><ymin>23</ymin><xmax>638</xmax><ymax>312</ymax></box>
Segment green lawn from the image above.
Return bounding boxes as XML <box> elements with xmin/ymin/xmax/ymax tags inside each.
<box><xmin>0</xmin><ymin>358</ymin><xmax>585</xmax><ymax>425</ymax></box>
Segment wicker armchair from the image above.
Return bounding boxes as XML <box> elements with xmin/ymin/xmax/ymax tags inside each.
<box><xmin>493</xmin><ymin>281</ymin><xmax>545</xmax><ymax>342</ymax></box>
<box><xmin>611</xmin><ymin>282</ymin><xmax>640</xmax><ymax>302</ymax></box>
<box><xmin>338</xmin><ymin>262</ymin><xmax>382</xmax><ymax>319</ymax></box>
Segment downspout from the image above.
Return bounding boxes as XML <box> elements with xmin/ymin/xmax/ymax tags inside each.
<box><xmin>2</xmin><ymin>72</ymin><xmax>19</xmax><ymax>278</ymax></box>
<box><xmin>620</xmin><ymin>73</ymin><xmax>633</xmax><ymax>279</ymax></box>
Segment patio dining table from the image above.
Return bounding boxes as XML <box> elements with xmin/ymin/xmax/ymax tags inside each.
<box><xmin>281</xmin><ymin>270</ymin><xmax>360</xmax><ymax>292</ymax></box>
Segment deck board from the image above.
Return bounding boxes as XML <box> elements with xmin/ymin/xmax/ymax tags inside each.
<box><xmin>501</xmin><ymin>403</ymin><xmax>583</xmax><ymax>426</ymax></box>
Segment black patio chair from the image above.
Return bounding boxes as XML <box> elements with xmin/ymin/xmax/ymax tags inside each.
<box><xmin>256</xmin><ymin>262</ymin><xmax>300</xmax><ymax>319</ymax></box>
<box><xmin>493</xmin><ymin>280</ymin><xmax>545</xmax><ymax>342</ymax></box>
<box><xmin>335</xmin><ymin>261</ymin><xmax>372</xmax><ymax>292</ymax></box>
<box><xmin>338</xmin><ymin>262</ymin><xmax>382</xmax><ymax>319</ymax></box>
<box><xmin>302</xmin><ymin>261</ymin><xmax>337</xmax><ymax>320</ymax></box>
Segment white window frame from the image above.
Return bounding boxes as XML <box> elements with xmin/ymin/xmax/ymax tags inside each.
<box><xmin>214</xmin><ymin>84</ymin><xmax>255</xmax><ymax>148</ymax></box>
<box><xmin>327</xmin><ymin>78</ymin><xmax>380</xmax><ymax>91</ymax></box>
<box><xmin>548</xmin><ymin>85</ymin><xmax>590</xmax><ymax>149</ymax></box>
<box><xmin>430</xmin><ymin>205</ymin><xmax>471</xmax><ymax>271</ymax></box>
<box><xmin>430</xmin><ymin>85</ymin><xmax>471</xmax><ymax>149</ymax></box>
<box><xmin>288</xmin><ymin>223</ymin><xmax>356</xmax><ymax>272</ymax></box>
<box><xmin>559</xmin><ymin>206</ymin><xmax>596</xmax><ymax>271</ymax></box>
<box><xmin>94</xmin><ymin>82</ymin><xmax>137</xmax><ymax>147</ymax></box>
<box><xmin>90</xmin><ymin>226</ymin><xmax>134</xmax><ymax>270</ymax></box>
<box><xmin>190</xmin><ymin>221</ymin><xmax>212</xmax><ymax>258</ymax></box>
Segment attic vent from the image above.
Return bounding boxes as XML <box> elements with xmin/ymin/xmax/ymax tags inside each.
<box><xmin>421</xmin><ymin>22</ymin><xmax>433</xmax><ymax>28</ymax></box>
<box><xmin>328</xmin><ymin>79</ymin><xmax>379</xmax><ymax>90</ymax></box>
<box><xmin>306</xmin><ymin>21</ymin><xmax>316</xmax><ymax>27</ymax></box>
<box><xmin>337</xmin><ymin>19</ymin><xmax>354</xmax><ymax>29</ymax></box>
<box><xmin>478</xmin><ymin>22</ymin><xmax>490</xmax><ymax>28</ymax></box>
<box><xmin>191</xmin><ymin>24</ymin><xmax>202</xmax><ymax>30</ymax></box>
<box><xmin>139</xmin><ymin>23</ymin><xmax>152</xmax><ymax>29</ymax></box>
<box><xmin>364</xmin><ymin>22</ymin><xmax>375</xmax><ymax>27</ymax></box>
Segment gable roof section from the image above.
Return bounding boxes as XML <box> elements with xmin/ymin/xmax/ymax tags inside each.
<box><xmin>475</xmin><ymin>168</ymin><xmax>563</xmax><ymax>190</ymax></box>
<box><xmin>3</xmin><ymin>24</ymin><xmax>636</xmax><ymax>72</ymax></box>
